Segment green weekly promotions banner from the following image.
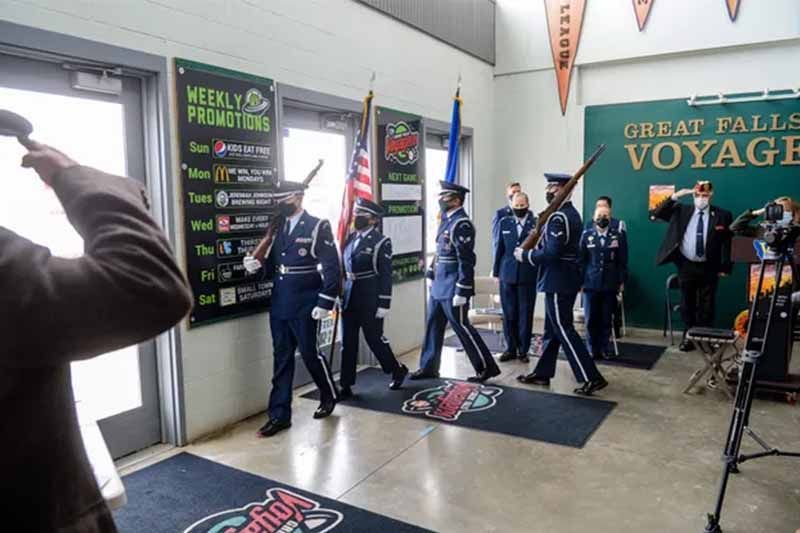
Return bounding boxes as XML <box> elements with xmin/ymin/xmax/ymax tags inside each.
<box><xmin>375</xmin><ymin>106</ymin><xmax>426</xmax><ymax>283</ymax></box>
<box><xmin>584</xmin><ymin>94</ymin><xmax>800</xmax><ymax>329</ymax></box>
<box><xmin>175</xmin><ymin>59</ymin><xmax>280</xmax><ymax>328</ymax></box>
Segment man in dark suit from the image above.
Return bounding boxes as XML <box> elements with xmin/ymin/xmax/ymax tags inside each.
<box><xmin>653</xmin><ymin>180</ymin><xmax>733</xmax><ymax>351</ymax></box>
<box><xmin>493</xmin><ymin>192</ymin><xmax>538</xmax><ymax>362</ymax></box>
<box><xmin>2</xmin><ymin>142</ymin><xmax>192</xmax><ymax>531</ymax></box>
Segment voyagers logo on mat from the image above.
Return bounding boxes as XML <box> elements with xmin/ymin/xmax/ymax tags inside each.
<box><xmin>184</xmin><ymin>488</ymin><xmax>343</xmax><ymax>533</ymax></box>
<box><xmin>402</xmin><ymin>381</ymin><xmax>502</xmax><ymax>421</ymax></box>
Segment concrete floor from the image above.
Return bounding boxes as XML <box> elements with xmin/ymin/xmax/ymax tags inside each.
<box><xmin>121</xmin><ymin>329</ymin><xmax>800</xmax><ymax>533</ymax></box>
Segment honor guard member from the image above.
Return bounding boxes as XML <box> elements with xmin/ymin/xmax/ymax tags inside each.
<box><xmin>339</xmin><ymin>198</ymin><xmax>409</xmax><ymax>398</ymax></box>
<box><xmin>580</xmin><ymin>204</ymin><xmax>628</xmax><ymax>359</ymax></box>
<box><xmin>412</xmin><ymin>181</ymin><xmax>501</xmax><ymax>382</ymax></box>
<box><xmin>243</xmin><ymin>180</ymin><xmax>341</xmax><ymax>437</ymax></box>
<box><xmin>492</xmin><ymin>191</ymin><xmax>538</xmax><ymax>363</ymax></box>
<box><xmin>514</xmin><ymin>173</ymin><xmax>608</xmax><ymax>396</ymax></box>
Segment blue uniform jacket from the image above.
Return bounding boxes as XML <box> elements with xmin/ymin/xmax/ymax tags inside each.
<box><xmin>580</xmin><ymin>226</ymin><xmax>628</xmax><ymax>292</ymax></box>
<box><xmin>491</xmin><ymin>204</ymin><xmax>513</xmax><ymax>248</ymax></box>
<box><xmin>264</xmin><ymin>211</ymin><xmax>341</xmax><ymax>319</ymax></box>
<box><xmin>342</xmin><ymin>227</ymin><xmax>393</xmax><ymax>313</ymax></box>
<box><xmin>427</xmin><ymin>207</ymin><xmax>476</xmax><ymax>301</ymax></box>
<box><xmin>522</xmin><ymin>201</ymin><xmax>583</xmax><ymax>294</ymax></box>
<box><xmin>492</xmin><ymin>211</ymin><xmax>538</xmax><ymax>285</ymax></box>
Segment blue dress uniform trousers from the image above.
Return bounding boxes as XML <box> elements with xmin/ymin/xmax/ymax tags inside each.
<box><xmin>340</xmin><ymin>228</ymin><xmax>400</xmax><ymax>387</ymax></box>
<box><xmin>493</xmin><ymin>212</ymin><xmax>538</xmax><ymax>355</ymax></box>
<box><xmin>419</xmin><ymin>207</ymin><xmax>500</xmax><ymax>376</ymax></box>
<box><xmin>533</xmin><ymin>292</ymin><xmax>602</xmax><ymax>383</ymax></box>
<box><xmin>583</xmin><ymin>291</ymin><xmax>616</xmax><ymax>357</ymax></box>
<box><xmin>263</xmin><ymin>211</ymin><xmax>341</xmax><ymax>422</ymax></box>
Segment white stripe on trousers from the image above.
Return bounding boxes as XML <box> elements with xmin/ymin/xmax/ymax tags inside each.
<box><xmin>553</xmin><ymin>294</ymin><xmax>589</xmax><ymax>382</ymax></box>
<box><xmin>317</xmin><ymin>352</ymin><xmax>338</xmax><ymax>400</ymax></box>
<box><xmin>458</xmin><ymin>303</ymin><xmax>491</xmax><ymax>370</ymax></box>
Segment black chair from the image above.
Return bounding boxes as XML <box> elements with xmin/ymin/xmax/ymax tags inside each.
<box><xmin>663</xmin><ymin>274</ymin><xmax>682</xmax><ymax>345</ymax></box>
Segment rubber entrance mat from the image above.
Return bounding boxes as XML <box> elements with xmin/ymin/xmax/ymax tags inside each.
<box><xmin>113</xmin><ymin>452</ymin><xmax>432</xmax><ymax>533</ymax></box>
<box><xmin>443</xmin><ymin>329</ymin><xmax>666</xmax><ymax>370</ymax></box>
<box><xmin>302</xmin><ymin>368</ymin><xmax>615</xmax><ymax>448</ymax></box>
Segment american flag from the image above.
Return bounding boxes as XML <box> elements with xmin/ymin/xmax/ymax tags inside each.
<box><xmin>337</xmin><ymin>91</ymin><xmax>374</xmax><ymax>252</ymax></box>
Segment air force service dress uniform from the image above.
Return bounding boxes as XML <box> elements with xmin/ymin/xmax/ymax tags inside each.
<box><xmin>262</xmin><ymin>185</ymin><xmax>341</xmax><ymax>424</ymax></box>
<box><xmin>341</xmin><ymin>199</ymin><xmax>407</xmax><ymax>391</ymax></box>
<box><xmin>493</xmin><ymin>210</ymin><xmax>538</xmax><ymax>359</ymax></box>
<box><xmin>517</xmin><ymin>173</ymin><xmax>606</xmax><ymax>394</ymax></box>
<box><xmin>580</xmin><ymin>224</ymin><xmax>628</xmax><ymax>358</ymax></box>
<box><xmin>417</xmin><ymin>182</ymin><xmax>501</xmax><ymax>381</ymax></box>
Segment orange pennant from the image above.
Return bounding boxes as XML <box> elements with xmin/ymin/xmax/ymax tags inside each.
<box><xmin>632</xmin><ymin>0</ymin><xmax>654</xmax><ymax>31</ymax></box>
<box><xmin>544</xmin><ymin>0</ymin><xmax>587</xmax><ymax>115</ymax></box>
<box><xmin>725</xmin><ymin>0</ymin><xmax>740</xmax><ymax>21</ymax></box>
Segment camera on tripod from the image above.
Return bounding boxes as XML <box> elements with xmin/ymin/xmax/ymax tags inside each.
<box><xmin>759</xmin><ymin>202</ymin><xmax>799</xmax><ymax>254</ymax></box>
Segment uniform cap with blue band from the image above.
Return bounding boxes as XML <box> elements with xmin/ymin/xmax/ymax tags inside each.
<box><xmin>354</xmin><ymin>197</ymin><xmax>384</xmax><ymax>217</ymax></box>
<box><xmin>544</xmin><ymin>172</ymin><xmax>571</xmax><ymax>185</ymax></box>
<box><xmin>438</xmin><ymin>181</ymin><xmax>470</xmax><ymax>197</ymax></box>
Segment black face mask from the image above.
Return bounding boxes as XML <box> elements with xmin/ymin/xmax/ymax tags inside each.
<box><xmin>278</xmin><ymin>202</ymin><xmax>296</xmax><ymax>217</ymax></box>
<box><xmin>513</xmin><ymin>208</ymin><xmax>528</xmax><ymax>218</ymax></box>
<box><xmin>354</xmin><ymin>215</ymin><xmax>370</xmax><ymax>231</ymax></box>
<box><xmin>596</xmin><ymin>217</ymin><xmax>610</xmax><ymax>229</ymax></box>
<box><xmin>439</xmin><ymin>199</ymin><xmax>452</xmax><ymax>212</ymax></box>
<box><xmin>545</xmin><ymin>192</ymin><xmax>556</xmax><ymax>204</ymax></box>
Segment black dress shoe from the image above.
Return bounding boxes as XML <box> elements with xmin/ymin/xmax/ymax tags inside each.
<box><xmin>516</xmin><ymin>373</ymin><xmax>550</xmax><ymax>386</ymax></box>
<box><xmin>518</xmin><ymin>353</ymin><xmax>530</xmax><ymax>363</ymax></box>
<box><xmin>257</xmin><ymin>419</ymin><xmax>291</xmax><ymax>438</ymax></box>
<box><xmin>467</xmin><ymin>367</ymin><xmax>501</xmax><ymax>383</ymax></box>
<box><xmin>409</xmin><ymin>368</ymin><xmax>440</xmax><ymax>380</ymax></box>
<box><xmin>313</xmin><ymin>400</ymin><xmax>336</xmax><ymax>419</ymax></box>
<box><xmin>679</xmin><ymin>340</ymin><xmax>695</xmax><ymax>352</ymax></box>
<box><xmin>498</xmin><ymin>351</ymin><xmax>517</xmax><ymax>362</ymax></box>
<box><xmin>339</xmin><ymin>386</ymin><xmax>353</xmax><ymax>400</ymax></box>
<box><xmin>592</xmin><ymin>352</ymin><xmax>605</xmax><ymax>361</ymax></box>
<box><xmin>574</xmin><ymin>377</ymin><xmax>609</xmax><ymax>396</ymax></box>
<box><xmin>389</xmin><ymin>364</ymin><xmax>409</xmax><ymax>390</ymax></box>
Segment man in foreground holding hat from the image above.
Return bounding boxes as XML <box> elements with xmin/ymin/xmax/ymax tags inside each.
<box><xmin>339</xmin><ymin>197</ymin><xmax>408</xmax><ymax>397</ymax></box>
<box><xmin>653</xmin><ymin>180</ymin><xmax>732</xmax><ymax>352</ymax></box>
<box><xmin>243</xmin><ymin>180</ymin><xmax>341</xmax><ymax>437</ymax></box>
<box><xmin>412</xmin><ymin>181</ymin><xmax>501</xmax><ymax>382</ymax></box>
<box><xmin>514</xmin><ymin>173</ymin><xmax>608</xmax><ymax>396</ymax></box>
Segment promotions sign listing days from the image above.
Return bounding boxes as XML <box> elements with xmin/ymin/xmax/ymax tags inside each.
<box><xmin>176</xmin><ymin>58</ymin><xmax>280</xmax><ymax>327</ymax></box>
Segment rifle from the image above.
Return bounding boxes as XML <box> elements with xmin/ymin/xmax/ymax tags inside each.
<box><xmin>519</xmin><ymin>144</ymin><xmax>606</xmax><ymax>251</ymax></box>
<box><xmin>251</xmin><ymin>159</ymin><xmax>324</xmax><ymax>262</ymax></box>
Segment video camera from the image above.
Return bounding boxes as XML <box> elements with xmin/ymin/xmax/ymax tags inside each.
<box><xmin>760</xmin><ymin>202</ymin><xmax>799</xmax><ymax>254</ymax></box>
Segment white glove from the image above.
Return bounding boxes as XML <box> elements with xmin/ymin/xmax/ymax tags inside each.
<box><xmin>452</xmin><ymin>295</ymin><xmax>467</xmax><ymax>307</ymax></box>
<box><xmin>513</xmin><ymin>247</ymin><xmax>525</xmax><ymax>263</ymax></box>
<box><xmin>375</xmin><ymin>307</ymin><xmax>389</xmax><ymax>319</ymax></box>
<box><xmin>243</xmin><ymin>255</ymin><xmax>262</xmax><ymax>274</ymax></box>
<box><xmin>426</xmin><ymin>278</ymin><xmax>433</xmax><ymax>289</ymax></box>
<box><xmin>311</xmin><ymin>306</ymin><xmax>330</xmax><ymax>320</ymax></box>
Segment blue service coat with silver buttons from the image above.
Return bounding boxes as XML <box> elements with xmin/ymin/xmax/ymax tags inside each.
<box><xmin>342</xmin><ymin>228</ymin><xmax>393</xmax><ymax>313</ymax></box>
<box><xmin>427</xmin><ymin>207</ymin><xmax>476</xmax><ymax>301</ymax></box>
<box><xmin>521</xmin><ymin>201</ymin><xmax>583</xmax><ymax>294</ymax></box>
<box><xmin>492</xmin><ymin>211</ymin><xmax>539</xmax><ymax>285</ymax></box>
<box><xmin>579</xmin><ymin>226</ymin><xmax>628</xmax><ymax>292</ymax></box>
<box><xmin>264</xmin><ymin>211</ymin><xmax>340</xmax><ymax>319</ymax></box>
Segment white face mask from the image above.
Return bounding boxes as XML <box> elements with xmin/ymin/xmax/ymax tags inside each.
<box><xmin>694</xmin><ymin>196</ymin><xmax>709</xmax><ymax>210</ymax></box>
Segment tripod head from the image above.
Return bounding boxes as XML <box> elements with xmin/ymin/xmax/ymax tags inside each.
<box><xmin>759</xmin><ymin>202</ymin><xmax>799</xmax><ymax>256</ymax></box>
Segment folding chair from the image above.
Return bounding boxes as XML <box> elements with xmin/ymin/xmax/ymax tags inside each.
<box><xmin>683</xmin><ymin>327</ymin><xmax>739</xmax><ymax>399</ymax></box>
<box><xmin>468</xmin><ymin>276</ymin><xmax>505</xmax><ymax>352</ymax></box>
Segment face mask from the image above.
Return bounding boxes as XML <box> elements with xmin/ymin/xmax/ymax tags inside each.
<box><xmin>278</xmin><ymin>202</ymin><xmax>296</xmax><ymax>217</ymax></box>
<box><xmin>694</xmin><ymin>197</ymin><xmax>709</xmax><ymax>210</ymax></box>
<box><xmin>439</xmin><ymin>198</ymin><xmax>452</xmax><ymax>211</ymax></box>
<box><xmin>596</xmin><ymin>217</ymin><xmax>610</xmax><ymax>229</ymax></box>
<box><xmin>354</xmin><ymin>215</ymin><xmax>370</xmax><ymax>231</ymax></box>
<box><xmin>545</xmin><ymin>192</ymin><xmax>556</xmax><ymax>204</ymax></box>
<box><xmin>513</xmin><ymin>208</ymin><xmax>528</xmax><ymax>218</ymax></box>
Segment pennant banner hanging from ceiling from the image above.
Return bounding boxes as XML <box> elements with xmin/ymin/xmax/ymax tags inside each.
<box><xmin>632</xmin><ymin>0</ymin><xmax>654</xmax><ymax>31</ymax></box>
<box><xmin>725</xmin><ymin>0</ymin><xmax>741</xmax><ymax>21</ymax></box>
<box><xmin>544</xmin><ymin>0</ymin><xmax>586</xmax><ymax>115</ymax></box>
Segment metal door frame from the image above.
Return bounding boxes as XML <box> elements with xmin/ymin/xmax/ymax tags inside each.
<box><xmin>0</xmin><ymin>20</ymin><xmax>187</xmax><ymax>449</ymax></box>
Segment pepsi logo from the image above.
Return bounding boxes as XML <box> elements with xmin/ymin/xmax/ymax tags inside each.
<box><xmin>213</xmin><ymin>140</ymin><xmax>227</xmax><ymax>158</ymax></box>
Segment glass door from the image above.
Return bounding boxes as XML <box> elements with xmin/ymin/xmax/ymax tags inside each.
<box><xmin>424</xmin><ymin>147</ymin><xmax>447</xmax><ymax>298</ymax></box>
<box><xmin>0</xmin><ymin>52</ymin><xmax>159</xmax><ymax>458</ymax></box>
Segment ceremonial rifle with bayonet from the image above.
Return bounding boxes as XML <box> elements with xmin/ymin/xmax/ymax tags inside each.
<box><xmin>518</xmin><ymin>144</ymin><xmax>607</xmax><ymax>251</ymax></box>
<box><xmin>250</xmin><ymin>159</ymin><xmax>324</xmax><ymax>262</ymax></box>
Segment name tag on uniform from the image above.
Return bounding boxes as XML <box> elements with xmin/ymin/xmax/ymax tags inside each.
<box><xmin>295</xmin><ymin>237</ymin><xmax>312</xmax><ymax>244</ymax></box>
<box><xmin>586</xmin><ymin>243</ymin><xmax>596</xmax><ymax>249</ymax></box>
<box><xmin>502</xmin><ymin>230</ymin><xmax>511</xmax><ymax>234</ymax></box>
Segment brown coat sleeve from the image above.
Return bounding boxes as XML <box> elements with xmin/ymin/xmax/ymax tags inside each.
<box><xmin>0</xmin><ymin>165</ymin><xmax>192</xmax><ymax>368</ymax></box>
